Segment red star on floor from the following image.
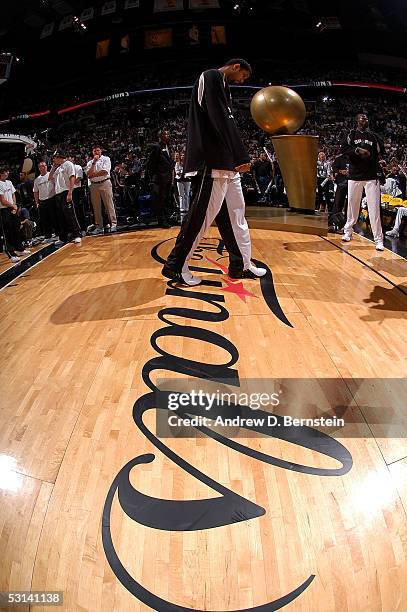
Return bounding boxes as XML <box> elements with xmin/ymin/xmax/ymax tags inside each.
<box><xmin>205</xmin><ymin>256</ymin><xmax>258</xmax><ymax>303</ymax></box>
<box><xmin>222</xmin><ymin>277</ymin><xmax>258</xmax><ymax>302</ymax></box>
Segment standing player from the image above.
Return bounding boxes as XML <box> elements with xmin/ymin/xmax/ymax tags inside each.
<box><xmin>162</xmin><ymin>59</ymin><xmax>266</xmax><ymax>286</ymax></box>
<box><xmin>341</xmin><ymin>113</ymin><xmax>385</xmax><ymax>251</ymax></box>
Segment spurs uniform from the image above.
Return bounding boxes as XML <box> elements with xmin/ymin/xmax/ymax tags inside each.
<box><xmin>341</xmin><ymin>128</ymin><xmax>385</xmax><ymax>246</ymax></box>
<box><xmin>165</xmin><ymin>69</ymin><xmax>263</xmax><ymax>284</ymax></box>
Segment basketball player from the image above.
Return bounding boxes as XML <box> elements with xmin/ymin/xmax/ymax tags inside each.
<box><xmin>341</xmin><ymin>113</ymin><xmax>385</xmax><ymax>251</ymax></box>
<box><xmin>162</xmin><ymin>59</ymin><xmax>266</xmax><ymax>286</ymax></box>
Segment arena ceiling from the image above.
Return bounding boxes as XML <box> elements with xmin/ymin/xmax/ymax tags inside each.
<box><xmin>3</xmin><ymin>0</ymin><xmax>407</xmax><ymax>47</ymax></box>
<box><xmin>1</xmin><ymin>0</ymin><xmax>407</xmax><ymax>94</ymax></box>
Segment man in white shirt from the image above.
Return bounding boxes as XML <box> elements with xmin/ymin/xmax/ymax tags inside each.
<box><xmin>0</xmin><ymin>165</ymin><xmax>30</xmax><ymax>262</ymax></box>
<box><xmin>48</xmin><ymin>150</ymin><xmax>82</xmax><ymax>244</ymax></box>
<box><xmin>86</xmin><ymin>145</ymin><xmax>117</xmax><ymax>234</ymax></box>
<box><xmin>33</xmin><ymin>160</ymin><xmax>57</xmax><ymax>242</ymax></box>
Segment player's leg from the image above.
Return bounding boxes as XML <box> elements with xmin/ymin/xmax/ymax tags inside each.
<box><xmin>342</xmin><ymin>180</ymin><xmax>364</xmax><ymax>241</ymax></box>
<box><xmin>164</xmin><ymin>174</ymin><xmax>227</xmax><ymax>285</ymax></box>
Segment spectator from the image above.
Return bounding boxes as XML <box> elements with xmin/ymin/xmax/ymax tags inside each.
<box><xmin>387</xmin><ymin>163</ymin><xmax>406</xmax><ymax>200</ymax></box>
<box><xmin>33</xmin><ymin>160</ymin><xmax>58</xmax><ymax>242</ymax></box>
<box><xmin>49</xmin><ymin>150</ymin><xmax>82</xmax><ymax>245</ymax></box>
<box><xmin>316</xmin><ymin>152</ymin><xmax>332</xmax><ymax>213</ymax></box>
<box><xmin>86</xmin><ymin>145</ymin><xmax>117</xmax><ymax>234</ymax></box>
<box><xmin>252</xmin><ymin>151</ymin><xmax>273</xmax><ymax>204</ymax></box>
<box><xmin>0</xmin><ymin>166</ymin><xmax>30</xmax><ymax>262</ymax></box>
<box><xmin>18</xmin><ymin>205</ymin><xmax>35</xmax><ymax>247</ymax></box>
<box><xmin>146</xmin><ymin>129</ymin><xmax>175</xmax><ymax>228</ymax></box>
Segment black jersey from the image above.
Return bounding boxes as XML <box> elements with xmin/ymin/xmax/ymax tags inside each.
<box><xmin>184</xmin><ymin>69</ymin><xmax>250</xmax><ymax>174</ymax></box>
<box><xmin>341</xmin><ymin>128</ymin><xmax>385</xmax><ymax>181</ymax></box>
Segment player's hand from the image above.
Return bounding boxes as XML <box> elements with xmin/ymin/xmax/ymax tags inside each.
<box><xmin>357</xmin><ymin>148</ymin><xmax>371</xmax><ymax>158</ymax></box>
<box><xmin>66</xmin><ymin>191</ymin><xmax>73</xmax><ymax>203</ymax></box>
<box><xmin>235</xmin><ymin>163</ymin><xmax>251</xmax><ymax>173</ymax></box>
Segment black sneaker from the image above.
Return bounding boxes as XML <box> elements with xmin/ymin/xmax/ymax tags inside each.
<box><xmin>229</xmin><ymin>263</ymin><xmax>266</xmax><ymax>279</ymax></box>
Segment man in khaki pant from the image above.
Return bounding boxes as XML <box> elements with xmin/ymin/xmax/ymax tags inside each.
<box><xmin>86</xmin><ymin>145</ymin><xmax>117</xmax><ymax>234</ymax></box>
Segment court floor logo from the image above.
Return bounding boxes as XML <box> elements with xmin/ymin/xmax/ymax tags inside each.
<box><xmin>102</xmin><ymin>237</ymin><xmax>353</xmax><ymax>611</ymax></box>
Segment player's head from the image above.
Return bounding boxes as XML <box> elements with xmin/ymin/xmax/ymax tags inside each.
<box><xmin>221</xmin><ymin>58</ymin><xmax>252</xmax><ymax>83</ymax></box>
<box><xmin>356</xmin><ymin>113</ymin><xmax>369</xmax><ymax>130</ymax></box>
<box><xmin>318</xmin><ymin>151</ymin><xmax>326</xmax><ymax>162</ymax></box>
<box><xmin>159</xmin><ymin>129</ymin><xmax>170</xmax><ymax>144</ymax></box>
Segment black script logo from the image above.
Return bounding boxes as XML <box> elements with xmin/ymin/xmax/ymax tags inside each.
<box><xmin>102</xmin><ymin>238</ymin><xmax>353</xmax><ymax>611</ymax></box>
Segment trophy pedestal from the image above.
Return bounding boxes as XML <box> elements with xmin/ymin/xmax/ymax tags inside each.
<box><xmin>271</xmin><ymin>135</ymin><xmax>319</xmax><ymax>213</ymax></box>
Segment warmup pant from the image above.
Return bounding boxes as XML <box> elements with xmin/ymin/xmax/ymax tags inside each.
<box><xmin>55</xmin><ymin>192</ymin><xmax>81</xmax><ymax>242</ymax></box>
<box><xmin>72</xmin><ymin>187</ymin><xmax>87</xmax><ymax>231</ymax></box>
<box><xmin>392</xmin><ymin>207</ymin><xmax>407</xmax><ymax>233</ymax></box>
<box><xmin>344</xmin><ymin>179</ymin><xmax>383</xmax><ymax>243</ymax></box>
<box><xmin>329</xmin><ymin>184</ymin><xmax>347</xmax><ymax>227</ymax></box>
<box><xmin>152</xmin><ymin>177</ymin><xmax>173</xmax><ymax>224</ymax></box>
<box><xmin>0</xmin><ymin>207</ymin><xmax>24</xmax><ymax>256</ymax></box>
<box><xmin>166</xmin><ymin>173</ymin><xmax>251</xmax><ymax>276</ymax></box>
<box><xmin>39</xmin><ymin>196</ymin><xmax>58</xmax><ymax>238</ymax></box>
<box><xmin>176</xmin><ymin>181</ymin><xmax>191</xmax><ymax>218</ymax></box>
<box><xmin>90</xmin><ymin>180</ymin><xmax>117</xmax><ymax>228</ymax></box>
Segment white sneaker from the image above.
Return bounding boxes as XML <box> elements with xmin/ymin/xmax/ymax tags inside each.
<box><xmin>386</xmin><ymin>229</ymin><xmax>399</xmax><ymax>238</ymax></box>
<box><xmin>180</xmin><ymin>263</ymin><xmax>201</xmax><ymax>286</ymax></box>
<box><xmin>375</xmin><ymin>242</ymin><xmax>384</xmax><ymax>251</ymax></box>
<box><xmin>181</xmin><ymin>269</ymin><xmax>201</xmax><ymax>286</ymax></box>
<box><xmin>341</xmin><ymin>233</ymin><xmax>352</xmax><ymax>242</ymax></box>
<box><xmin>110</xmin><ymin>225</ymin><xmax>117</xmax><ymax>232</ymax></box>
<box><xmin>10</xmin><ymin>256</ymin><xmax>20</xmax><ymax>263</ymax></box>
<box><xmin>89</xmin><ymin>227</ymin><xmax>103</xmax><ymax>235</ymax></box>
<box><xmin>73</xmin><ymin>237</ymin><xmax>82</xmax><ymax>244</ymax></box>
<box><xmin>15</xmin><ymin>249</ymin><xmax>31</xmax><ymax>255</ymax></box>
<box><xmin>248</xmin><ymin>262</ymin><xmax>267</xmax><ymax>277</ymax></box>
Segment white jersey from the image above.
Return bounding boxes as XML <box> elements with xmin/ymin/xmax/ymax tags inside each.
<box><xmin>53</xmin><ymin>160</ymin><xmax>75</xmax><ymax>195</ymax></box>
<box><xmin>86</xmin><ymin>155</ymin><xmax>111</xmax><ymax>183</ymax></box>
<box><xmin>34</xmin><ymin>172</ymin><xmax>55</xmax><ymax>201</ymax></box>
<box><xmin>74</xmin><ymin>164</ymin><xmax>84</xmax><ymax>189</ymax></box>
<box><xmin>0</xmin><ymin>179</ymin><xmax>16</xmax><ymax>208</ymax></box>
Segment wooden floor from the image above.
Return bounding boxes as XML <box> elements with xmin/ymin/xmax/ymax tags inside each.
<box><xmin>0</xmin><ymin>242</ymin><xmax>50</xmax><ymax>276</ymax></box>
<box><xmin>1</xmin><ymin>228</ymin><xmax>407</xmax><ymax>612</ymax></box>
